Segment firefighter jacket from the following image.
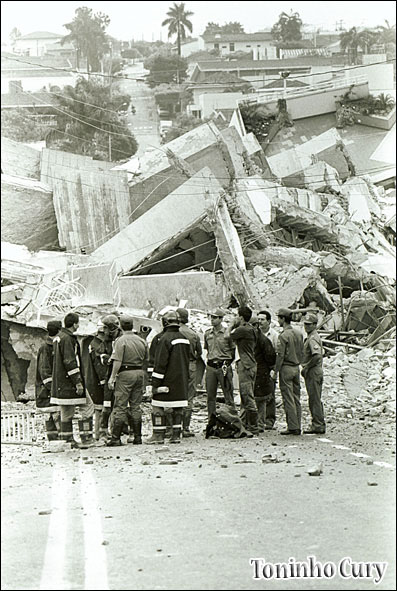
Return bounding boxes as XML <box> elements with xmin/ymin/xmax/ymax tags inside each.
<box><xmin>151</xmin><ymin>325</ymin><xmax>189</xmax><ymax>408</ymax></box>
<box><xmin>82</xmin><ymin>333</ymin><xmax>112</xmax><ymax>409</ymax></box>
<box><xmin>148</xmin><ymin>330</ymin><xmax>165</xmax><ymax>380</ymax></box>
<box><xmin>50</xmin><ymin>328</ymin><xmax>86</xmax><ymax>406</ymax></box>
<box><xmin>35</xmin><ymin>337</ymin><xmax>58</xmax><ymax>409</ymax></box>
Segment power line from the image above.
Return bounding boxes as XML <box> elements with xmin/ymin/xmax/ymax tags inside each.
<box><xmin>3</xmin><ymin>54</ymin><xmax>395</xmax><ymax>85</ymax></box>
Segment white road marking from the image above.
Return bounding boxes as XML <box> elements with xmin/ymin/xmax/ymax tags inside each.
<box><xmin>79</xmin><ymin>458</ymin><xmax>109</xmax><ymax>590</ymax></box>
<box><xmin>317</xmin><ymin>436</ymin><xmax>395</xmax><ymax>470</ymax></box>
<box><xmin>373</xmin><ymin>461</ymin><xmax>394</xmax><ymax>469</ymax></box>
<box><xmin>39</xmin><ymin>465</ymin><xmax>68</xmax><ymax>590</ymax></box>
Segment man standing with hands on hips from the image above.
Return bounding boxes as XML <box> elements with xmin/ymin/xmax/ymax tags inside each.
<box><xmin>270</xmin><ymin>308</ymin><xmax>303</xmax><ymax>436</ymax></box>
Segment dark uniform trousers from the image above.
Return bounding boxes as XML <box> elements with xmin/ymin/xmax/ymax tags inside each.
<box><xmin>255</xmin><ymin>380</ymin><xmax>276</xmax><ymax>429</ymax></box>
<box><xmin>206</xmin><ymin>364</ymin><xmax>235</xmax><ymax>417</ymax></box>
<box><xmin>186</xmin><ymin>360</ymin><xmax>197</xmax><ymax>411</ymax></box>
<box><xmin>279</xmin><ymin>364</ymin><xmax>301</xmax><ymax>432</ymax></box>
<box><xmin>237</xmin><ymin>363</ymin><xmax>257</xmax><ymax>414</ymax></box>
<box><xmin>112</xmin><ymin>370</ymin><xmax>144</xmax><ymax>424</ymax></box>
<box><xmin>304</xmin><ymin>366</ymin><xmax>325</xmax><ymax>431</ymax></box>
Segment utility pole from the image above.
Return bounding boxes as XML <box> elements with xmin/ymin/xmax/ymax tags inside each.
<box><xmin>108</xmin><ymin>41</ymin><xmax>113</xmax><ymax>162</ymax></box>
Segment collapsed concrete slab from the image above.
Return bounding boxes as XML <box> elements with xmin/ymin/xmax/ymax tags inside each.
<box><xmin>115</xmin><ymin>122</ymin><xmax>269</xmax><ymax>224</ymax></box>
<box><xmin>40</xmin><ymin>148</ymin><xmax>130</xmax><ymax>253</ymax></box>
<box><xmin>92</xmin><ymin>168</ymin><xmax>222</xmax><ymax>273</ymax></box>
<box><xmin>1</xmin><ymin>137</ymin><xmax>41</xmax><ymax>179</ymax></box>
<box><xmin>119</xmin><ymin>271</ymin><xmax>227</xmax><ymax>311</ymax></box>
<box><xmin>1</xmin><ymin>174</ymin><xmax>59</xmax><ymax>251</ymax></box>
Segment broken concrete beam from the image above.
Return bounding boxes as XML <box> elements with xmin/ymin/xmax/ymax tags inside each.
<box><xmin>1</xmin><ymin>137</ymin><xmax>41</xmax><ymax>179</ymax></box>
<box><xmin>301</xmin><ymin>161</ymin><xmax>341</xmax><ymax>193</ymax></box>
<box><xmin>1</xmin><ymin>174</ymin><xmax>59</xmax><ymax>251</ymax></box>
<box><xmin>208</xmin><ymin>198</ymin><xmax>261</xmax><ymax>307</ymax></box>
<box><xmin>341</xmin><ymin>177</ymin><xmax>382</xmax><ymax>223</ymax></box>
<box><xmin>271</xmin><ymin>197</ymin><xmax>339</xmax><ymax>242</ymax></box>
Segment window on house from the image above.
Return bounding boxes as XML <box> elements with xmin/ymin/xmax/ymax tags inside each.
<box><xmin>222</xmin><ymin>45</ymin><xmax>227</xmax><ymax>48</ymax></box>
<box><xmin>229</xmin><ymin>43</ymin><xmax>235</xmax><ymax>52</ymax></box>
<box><xmin>214</xmin><ymin>43</ymin><xmax>219</xmax><ymax>50</ymax></box>
<box><xmin>246</xmin><ymin>45</ymin><xmax>251</xmax><ymax>48</ymax></box>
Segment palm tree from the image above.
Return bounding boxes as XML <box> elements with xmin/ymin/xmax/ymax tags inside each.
<box><xmin>376</xmin><ymin>20</ymin><xmax>396</xmax><ymax>45</ymax></box>
<box><xmin>340</xmin><ymin>27</ymin><xmax>377</xmax><ymax>64</ymax></box>
<box><xmin>162</xmin><ymin>2</ymin><xmax>193</xmax><ymax>57</ymax></box>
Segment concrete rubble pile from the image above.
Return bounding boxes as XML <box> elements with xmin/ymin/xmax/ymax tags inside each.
<box><xmin>1</xmin><ymin>119</ymin><xmax>395</xmax><ymax>410</ymax></box>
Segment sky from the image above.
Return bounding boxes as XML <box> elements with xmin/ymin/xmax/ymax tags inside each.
<box><xmin>1</xmin><ymin>1</ymin><xmax>396</xmax><ymax>42</ymax></box>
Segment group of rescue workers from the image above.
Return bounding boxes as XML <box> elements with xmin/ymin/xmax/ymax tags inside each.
<box><xmin>35</xmin><ymin>304</ymin><xmax>326</xmax><ymax>448</ymax></box>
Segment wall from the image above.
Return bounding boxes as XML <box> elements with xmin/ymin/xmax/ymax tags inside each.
<box><xmin>199</xmin><ymin>92</ymin><xmax>243</xmax><ymax>118</ymax></box>
<box><xmin>119</xmin><ymin>271</ymin><xmax>226</xmax><ymax>310</ymax></box>
<box><xmin>1</xmin><ymin>74</ymin><xmax>75</xmax><ymax>93</ymax></box>
<box><xmin>1</xmin><ymin>174</ymin><xmax>59</xmax><ymax>251</ymax></box>
<box><xmin>1</xmin><ymin>136</ymin><xmax>41</xmax><ymax>179</ymax></box>
<box><xmin>41</xmin><ymin>149</ymin><xmax>129</xmax><ymax>253</ymax></box>
<box><xmin>14</xmin><ymin>37</ymin><xmax>62</xmax><ymax>56</ymax></box>
<box><xmin>346</xmin><ymin>63</ymin><xmax>394</xmax><ymax>94</ymax></box>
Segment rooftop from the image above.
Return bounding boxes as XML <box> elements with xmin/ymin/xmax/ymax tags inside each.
<box><xmin>193</xmin><ymin>56</ymin><xmax>344</xmax><ymax>71</ymax></box>
<box><xmin>18</xmin><ymin>31</ymin><xmax>63</xmax><ymax>40</ymax></box>
<box><xmin>1</xmin><ymin>91</ymin><xmax>56</xmax><ymax>107</ymax></box>
<box><xmin>202</xmin><ymin>32</ymin><xmax>274</xmax><ymax>42</ymax></box>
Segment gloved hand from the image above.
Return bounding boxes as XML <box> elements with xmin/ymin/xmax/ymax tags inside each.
<box><xmin>76</xmin><ymin>382</ymin><xmax>84</xmax><ymax>396</ymax></box>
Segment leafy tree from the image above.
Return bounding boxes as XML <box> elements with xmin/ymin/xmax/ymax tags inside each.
<box><xmin>271</xmin><ymin>11</ymin><xmax>303</xmax><ymax>43</ymax></box>
<box><xmin>203</xmin><ymin>21</ymin><xmax>245</xmax><ymax>34</ymax></box>
<box><xmin>339</xmin><ymin>27</ymin><xmax>378</xmax><ymax>64</ymax></box>
<box><xmin>1</xmin><ymin>109</ymin><xmax>48</xmax><ymax>142</ymax></box>
<box><xmin>144</xmin><ymin>54</ymin><xmax>188</xmax><ymax>86</ymax></box>
<box><xmin>162</xmin><ymin>2</ymin><xmax>194</xmax><ymax>56</ymax></box>
<box><xmin>375</xmin><ymin>20</ymin><xmax>396</xmax><ymax>45</ymax></box>
<box><xmin>220</xmin><ymin>22</ymin><xmax>245</xmax><ymax>34</ymax></box>
<box><xmin>9</xmin><ymin>27</ymin><xmax>21</xmax><ymax>49</ymax></box>
<box><xmin>47</xmin><ymin>77</ymin><xmax>137</xmax><ymax>162</ymax></box>
<box><xmin>62</xmin><ymin>7</ymin><xmax>110</xmax><ymax>72</ymax></box>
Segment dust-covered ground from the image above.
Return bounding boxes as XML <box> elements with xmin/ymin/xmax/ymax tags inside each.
<box><xmin>1</xmin><ymin>392</ymin><xmax>395</xmax><ymax>591</ymax></box>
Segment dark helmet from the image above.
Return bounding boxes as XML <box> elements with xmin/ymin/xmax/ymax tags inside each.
<box><xmin>161</xmin><ymin>310</ymin><xmax>179</xmax><ymax>328</ymax></box>
<box><xmin>102</xmin><ymin>314</ymin><xmax>120</xmax><ymax>332</ymax></box>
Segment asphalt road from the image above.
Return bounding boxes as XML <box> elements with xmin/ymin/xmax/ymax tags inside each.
<box><xmin>1</xmin><ymin>404</ymin><xmax>395</xmax><ymax>591</ymax></box>
<box><xmin>117</xmin><ymin>63</ymin><xmax>161</xmax><ymax>157</ymax></box>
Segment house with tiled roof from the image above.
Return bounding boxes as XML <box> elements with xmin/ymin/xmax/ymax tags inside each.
<box><xmin>14</xmin><ymin>31</ymin><xmax>63</xmax><ymax>57</ymax></box>
<box><xmin>1</xmin><ymin>53</ymin><xmax>75</xmax><ymax>93</ymax></box>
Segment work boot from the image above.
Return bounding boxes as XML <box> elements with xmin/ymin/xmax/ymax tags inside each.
<box><xmin>182</xmin><ymin>409</ymin><xmax>195</xmax><ymax>438</ymax></box>
<box><xmin>127</xmin><ymin>417</ymin><xmax>135</xmax><ymax>443</ymax></box>
<box><xmin>128</xmin><ymin>418</ymin><xmax>142</xmax><ymax>445</ymax></box>
<box><xmin>45</xmin><ymin>417</ymin><xmax>59</xmax><ymax>441</ymax></box>
<box><xmin>60</xmin><ymin>420</ymin><xmax>80</xmax><ymax>448</ymax></box>
<box><xmin>169</xmin><ymin>410</ymin><xmax>182</xmax><ymax>444</ymax></box>
<box><xmin>145</xmin><ymin>413</ymin><xmax>165</xmax><ymax>445</ymax></box>
<box><xmin>78</xmin><ymin>418</ymin><xmax>97</xmax><ymax>448</ymax></box>
<box><xmin>106</xmin><ymin>419</ymin><xmax>124</xmax><ymax>446</ymax></box>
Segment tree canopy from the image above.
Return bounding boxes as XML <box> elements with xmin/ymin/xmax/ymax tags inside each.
<box><xmin>144</xmin><ymin>53</ymin><xmax>188</xmax><ymax>86</ymax></box>
<box><xmin>203</xmin><ymin>21</ymin><xmax>245</xmax><ymax>35</ymax></box>
<box><xmin>162</xmin><ymin>2</ymin><xmax>194</xmax><ymax>56</ymax></box>
<box><xmin>46</xmin><ymin>77</ymin><xmax>137</xmax><ymax>162</ymax></box>
<box><xmin>271</xmin><ymin>11</ymin><xmax>303</xmax><ymax>43</ymax></box>
<box><xmin>339</xmin><ymin>27</ymin><xmax>379</xmax><ymax>64</ymax></box>
<box><xmin>1</xmin><ymin>109</ymin><xmax>48</xmax><ymax>143</ymax></box>
<box><xmin>62</xmin><ymin>7</ymin><xmax>110</xmax><ymax>72</ymax></box>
